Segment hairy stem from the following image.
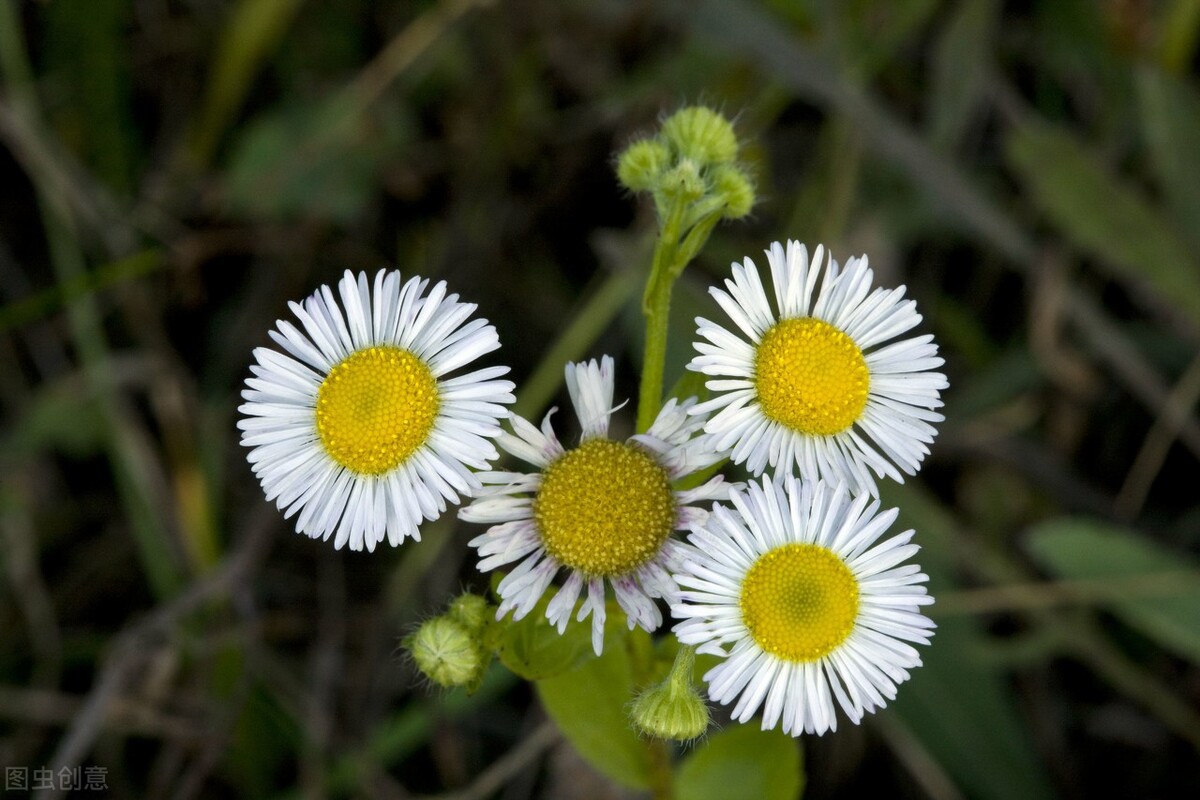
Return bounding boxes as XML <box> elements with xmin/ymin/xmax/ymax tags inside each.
<box><xmin>636</xmin><ymin>200</ymin><xmax>687</xmax><ymax>433</ymax></box>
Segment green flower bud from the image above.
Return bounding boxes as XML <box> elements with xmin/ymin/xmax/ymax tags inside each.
<box><xmin>617</xmin><ymin>138</ymin><xmax>671</xmax><ymax>193</ymax></box>
<box><xmin>630</xmin><ymin>647</ymin><xmax>710</xmax><ymax>741</ymax></box>
<box><xmin>662</xmin><ymin>106</ymin><xmax>739</xmax><ymax>165</ymax></box>
<box><xmin>631</xmin><ymin>679</ymin><xmax>710</xmax><ymax>741</ymax></box>
<box><xmin>711</xmin><ymin>164</ymin><xmax>756</xmax><ymax>219</ymax></box>
<box><xmin>408</xmin><ymin>617</ymin><xmax>486</xmax><ymax>689</ymax></box>
<box><xmin>661</xmin><ymin>158</ymin><xmax>706</xmax><ymax>202</ymax></box>
<box><xmin>448</xmin><ymin>592</ymin><xmax>492</xmax><ymax>634</ymax></box>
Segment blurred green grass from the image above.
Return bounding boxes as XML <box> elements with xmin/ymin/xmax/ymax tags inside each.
<box><xmin>1</xmin><ymin>0</ymin><xmax>1199</xmax><ymax>797</ymax></box>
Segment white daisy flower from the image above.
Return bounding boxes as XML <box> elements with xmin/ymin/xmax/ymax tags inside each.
<box><xmin>238</xmin><ymin>269</ymin><xmax>515</xmax><ymax>552</ymax></box>
<box><xmin>460</xmin><ymin>356</ymin><xmax>732</xmax><ymax>655</ymax></box>
<box><xmin>672</xmin><ymin>475</ymin><xmax>935</xmax><ymax>736</ymax></box>
<box><xmin>689</xmin><ymin>240</ymin><xmax>948</xmax><ymax>495</ymax></box>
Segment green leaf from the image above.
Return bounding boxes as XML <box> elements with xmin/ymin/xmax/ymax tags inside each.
<box><xmin>883</xmin><ymin>483</ymin><xmax>1056</xmax><ymax>800</ymax></box>
<box><xmin>535</xmin><ymin>633</ymin><xmax>650</xmax><ymax>789</ymax></box>
<box><xmin>1005</xmin><ymin>122</ymin><xmax>1200</xmax><ymax>327</ymax></box>
<box><xmin>224</xmin><ymin>95</ymin><xmax>396</xmax><ymax>223</ymax></box>
<box><xmin>1025</xmin><ymin>518</ymin><xmax>1200</xmax><ymax>662</ymax></box>
<box><xmin>3</xmin><ymin>379</ymin><xmax>106</xmax><ymax>460</ymax></box>
<box><xmin>676</xmin><ymin>724</ymin><xmax>803</xmax><ymax>800</ymax></box>
<box><xmin>495</xmin><ymin>602</ymin><xmax>595</xmax><ymax>681</ymax></box>
<box><xmin>1136</xmin><ymin>66</ymin><xmax>1200</xmax><ymax>249</ymax></box>
<box><xmin>945</xmin><ymin>346</ymin><xmax>1041</xmax><ymax>420</ymax></box>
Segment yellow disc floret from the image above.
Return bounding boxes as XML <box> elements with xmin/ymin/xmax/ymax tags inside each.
<box><xmin>315</xmin><ymin>346</ymin><xmax>439</xmax><ymax>475</ymax></box>
<box><xmin>754</xmin><ymin>317</ymin><xmax>870</xmax><ymax>436</ymax></box>
<box><xmin>533</xmin><ymin>439</ymin><xmax>675</xmax><ymax>577</ymax></box>
<box><xmin>739</xmin><ymin>543</ymin><xmax>860</xmax><ymax>663</ymax></box>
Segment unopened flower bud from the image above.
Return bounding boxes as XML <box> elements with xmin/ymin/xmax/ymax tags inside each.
<box><xmin>448</xmin><ymin>592</ymin><xmax>492</xmax><ymax>634</ymax></box>
<box><xmin>662</xmin><ymin>106</ymin><xmax>739</xmax><ymax>165</ymax></box>
<box><xmin>630</xmin><ymin>647</ymin><xmax>710</xmax><ymax>741</ymax></box>
<box><xmin>408</xmin><ymin>617</ymin><xmax>486</xmax><ymax>689</ymax></box>
<box><xmin>711</xmin><ymin>164</ymin><xmax>756</xmax><ymax>219</ymax></box>
<box><xmin>662</xmin><ymin>158</ymin><xmax>706</xmax><ymax>202</ymax></box>
<box><xmin>617</xmin><ymin>138</ymin><xmax>671</xmax><ymax>193</ymax></box>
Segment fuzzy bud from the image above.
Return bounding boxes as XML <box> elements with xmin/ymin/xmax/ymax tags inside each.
<box><xmin>661</xmin><ymin>158</ymin><xmax>706</xmax><ymax>202</ymax></box>
<box><xmin>408</xmin><ymin>617</ymin><xmax>486</xmax><ymax>689</ymax></box>
<box><xmin>662</xmin><ymin>106</ymin><xmax>739</xmax><ymax>165</ymax></box>
<box><xmin>617</xmin><ymin>138</ymin><xmax>671</xmax><ymax>193</ymax></box>
<box><xmin>711</xmin><ymin>164</ymin><xmax>756</xmax><ymax>219</ymax></box>
<box><xmin>448</xmin><ymin>592</ymin><xmax>492</xmax><ymax>634</ymax></box>
<box><xmin>630</xmin><ymin>647</ymin><xmax>710</xmax><ymax>741</ymax></box>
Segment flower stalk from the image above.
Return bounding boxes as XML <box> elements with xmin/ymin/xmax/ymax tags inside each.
<box><xmin>616</xmin><ymin>106</ymin><xmax>756</xmax><ymax>432</ymax></box>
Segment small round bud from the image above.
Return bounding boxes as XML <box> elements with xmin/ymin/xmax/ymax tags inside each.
<box><xmin>617</xmin><ymin>138</ymin><xmax>671</xmax><ymax>192</ymax></box>
<box><xmin>661</xmin><ymin>158</ymin><xmax>706</xmax><ymax>202</ymax></box>
<box><xmin>408</xmin><ymin>617</ymin><xmax>485</xmax><ymax>689</ymax></box>
<box><xmin>711</xmin><ymin>164</ymin><xmax>756</xmax><ymax>219</ymax></box>
<box><xmin>630</xmin><ymin>680</ymin><xmax>710</xmax><ymax>741</ymax></box>
<box><xmin>448</xmin><ymin>592</ymin><xmax>491</xmax><ymax>633</ymax></box>
<box><xmin>662</xmin><ymin>106</ymin><xmax>739</xmax><ymax>165</ymax></box>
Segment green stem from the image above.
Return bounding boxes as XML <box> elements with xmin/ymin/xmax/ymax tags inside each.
<box><xmin>626</xmin><ymin>632</ymin><xmax>675</xmax><ymax>800</ymax></box>
<box><xmin>667</xmin><ymin>644</ymin><xmax>697</xmax><ymax>689</ymax></box>
<box><xmin>636</xmin><ymin>199</ymin><xmax>687</xmax><ymax>433</ymax></box>
<box><xmin>646</xmin><ymin>737</ymin><xmax>676</xmax><ymax>800</ymax></box>
<box><xmin>636</xmin><ymin>206</ymin><xmax>725</xmax><ymax>433</ymax></box>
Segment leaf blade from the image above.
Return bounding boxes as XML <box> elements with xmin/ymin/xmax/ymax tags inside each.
<box><xmin>1025</xmin><ymin>518</ymin><xmax>1200</xmax><ymax>662</ymax></box>
<box><xmin>1005</xmin><ymin>122</ymin><xmax>1200</xmax><ymax>327</ymax></box>
<box><xmin>535</xmin><ymin>634</ymin><xmax>651</xmax><ymax>789</ymax></box>
<box><xmin>676</xmin><ymin>724</ymin><xmax>803</xmax><ymax>800</ymax></box>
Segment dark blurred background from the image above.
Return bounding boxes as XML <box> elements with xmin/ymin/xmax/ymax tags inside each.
<box><xmin>2</xmin><ymin>0</ymin><xmax>1199</xmax><ymax>797</ymax></box>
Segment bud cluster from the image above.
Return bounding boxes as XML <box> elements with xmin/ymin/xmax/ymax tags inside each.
<box><xmin>617</xmin><ymin>106</ymin><xmax>755</xmax><ymax>223</ymax></box>
<box><xmin>405</xmin><ymin>592</ymin><xmax>494</xmax><ymax>692</ymax></box>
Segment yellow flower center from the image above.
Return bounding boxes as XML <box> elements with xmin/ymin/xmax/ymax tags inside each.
<box><xmin>315</xmin><ymin>346</ymin><xmax>440</xmax><ymax>475</ymax></box>
<box><xmin>739</xmin><ymin>543</ymin><xmax>860</xmax><ymax>662</ymax></box>
<box><xmin>754</xmin><ymin>317</ymin><xmax>870</xmax><ymax>436</ymax></box>
<box><xmin>533</xmin><ymin>439</ymin><xmax>675</xmax><ymax>577</ymax></box>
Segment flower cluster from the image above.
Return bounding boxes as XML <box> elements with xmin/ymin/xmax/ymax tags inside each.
<box><xmin>239</xmin><ymin>107</ymin><xmax>946</xmax><ymax>743</ymax></box>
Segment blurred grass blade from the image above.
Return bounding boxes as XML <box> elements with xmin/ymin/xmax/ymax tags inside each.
<box><xmin>676</xmin><ymin>725</ymin><xmax>803</xmax><ymax>800</ymax></box>
<box><xmin>1158</xmin><ymin>0</ymin><xmax>1200</xmax><ymax>72</ymax></box>
<box><xmin>535</xmin><ymin>627</ymin><xmax>651</xmax><ymax>789</ymax></box>
<box><xmin>1025</xmin><ymin>518</ymin><xmax>1200</xmax><ymax>662</ymax></box>
<box><xmin>681</xmin><ymin>0</ymin><xmax>1036</xmax><ymax>264</ymax></box>
<box><xmin>0</xmin><ymin>249</ymin><xmax>162</xmax><ymax>333</ymax></box>
<box><xmin>512</xmin><ymin>267</ymin><xmax>639</xmax><ymax>422</ymax></box>
<box><xmin>1005</xmin><ymin>122</ymin><xmax>1200</xmax><ymax>328</ymax></box>
<box><xmin>0</xmin><ymin>2</ymin><xmax>183</xmax><ymax>598</ymax></box>
<box><xmin>927</xmin><ymin>0</ymin><xmax>998</xmax><ymax>152</ymax></box>
<box><xmin>1136</xmin><ymin>66</ymin><xmax>1200</xmax><ymax>249</ymax></box>
<box><xmin>309</xmin><ymin>668</ymin><xmax>517</xmax><ymax>799</ymax></box>
<box><xmin>884</xmin><ymin>484</ymin><xmax>1056</xmax><ymax>800</ymax></box>
<box><xmin>43</xmin><ymin>0</ymin><xmax>134</xmax><ymax>191</ymax></box>
<box><xmin>187</xmin><ymin>0</ymin><xmax>306</xmax><ymax>167</ymax></box>
<box><xmin>837</xmin><ymin>0</ymin><xmax>939</xmax><ymax>79</ymax></box>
